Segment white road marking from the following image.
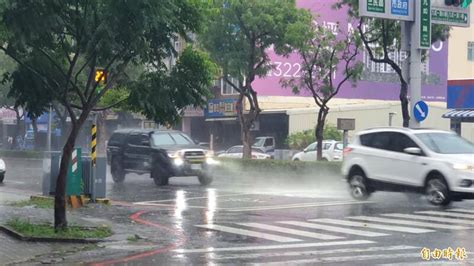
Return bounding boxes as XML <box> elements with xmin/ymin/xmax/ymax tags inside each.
<box><xmin>253</xmin><ymin>252</ymin><xmax>424</xmax><ymax>265</ymax></box>
<box><xmin>212</xmin><ymin>245</ymin><xmax>418</xmax><ymax>260</ymax></box>
<box><xmin>447</xmin><ymin>208</ymin><xmax>474</xmax><ymax>214</ymax></box>
<box><xmin>195</xmin><ymin>224</ymin><xmax>302</xmax><ymax>243</ymax></box>
<box><xmin>416</xmin><ymin>210</ymin><xmax>474</xmax><ymax>219</ymax></box>
<box><xmin>134</xmin><ymin>200</ymin><xmax>373</xmax><ymax>211</ymax></box>
<box><xmin>133</xmin><ymin>193</ymin><xmax>250</xmax><ymax>204</ymax></box>
<box><xmin>278</xmin><ymin>221</ymin><xmax>388</xmax><ymax>237</ymax></box>
<box><xmin>348</xmin><ymin>216</ymin><xmax>470</xmax><ymax>230</ymax></box>
<box><xmin>226</xmin><ymin>201</ymin><xmax>373</xmax><ymax>212</ymax></box>
<box><xmin>310</xmin><ymin>219</ymin><xmax>434</xmax><ymax>233</ymax></box>
<box><xmin>2</xmin><ymin>180</ymin><xmax>25</xmax><ymax>184</ymax></box>
<box><xmin>238</xmin><ymin>223</ymin><xmax>343</xmax><ymax>240</ymax></box>
<box><xmin>382</xmin><ymin>213</ymin><xmax>474</xmax><ymax>225</ymax></box>
<box><xmin>174</xmin><ymin>240</ymin><xmax>375</xmax><ymax>253</ymax></box>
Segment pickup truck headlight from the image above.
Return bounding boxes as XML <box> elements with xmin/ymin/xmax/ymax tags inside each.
<box><xmin>205</xmin><ymin>150</ymin><xmax>214</xmax><ymax>158</ymax></box>
<box><xmin>173</xmin><ymin>157</ymin><xmax>184</xmax><ymax>166</ymax></box>
<box><xmin>452</xmin><ymin>163</ymin><xmax>474</xmax><ymax>171</ymax></box>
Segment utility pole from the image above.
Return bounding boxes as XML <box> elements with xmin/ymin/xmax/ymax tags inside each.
<box><xmin>47</xmin><ymin>105</ymin><xmax>52</xmax><ymax>152</ymax></box>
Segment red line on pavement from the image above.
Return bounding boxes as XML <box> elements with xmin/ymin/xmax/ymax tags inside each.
<box><xmin>91</xmin><ymin>210</ymin><xmax>187</xmax><ymax>266</ymax></box>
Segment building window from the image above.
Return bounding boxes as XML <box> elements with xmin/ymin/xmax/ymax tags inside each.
<box><xmin>220</xmin><ymin>77</ymin><xmax>240</xmax><ymax>95</ymax></box>
<box><xmin>468</xmin><ymin>42</ymin><xmax>474</xmax><ymax>61</ymax></box>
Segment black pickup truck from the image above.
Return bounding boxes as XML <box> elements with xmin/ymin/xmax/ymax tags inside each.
<box><xmin>106</xmin><ymin>129</ymin><xmax>217</xmax><ymax>186</ymax></box>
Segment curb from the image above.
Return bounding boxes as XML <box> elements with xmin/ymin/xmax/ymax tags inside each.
<box><xmin>0</xmin><ymin>225</ymin><xmax>105</xmax><ymax>243</ymax></box>
<box><xmin>30</xmin><ymin>195</ymin><xmax>110</xmax><ymax>205</ymax></box>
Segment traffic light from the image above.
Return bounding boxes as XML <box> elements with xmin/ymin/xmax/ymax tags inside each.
<box><xmin>445</xmin><ymin>0</ymin><xmax>472</xmax><ymax>8</ymax></box>
<box><xmin>94</xmin><ymin>68</ymin><xmax>107</xmax><ymax>84</ymax></box>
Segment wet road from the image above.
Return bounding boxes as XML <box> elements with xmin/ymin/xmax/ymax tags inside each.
<box><xmin>2</xmin><ymin>158</ymin><xmax>474</xmax><ymax>265</ymax></box>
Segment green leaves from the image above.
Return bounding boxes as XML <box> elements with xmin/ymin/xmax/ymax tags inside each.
<box><xmin>200</xmin><ymin>0</ymin><xmax>307</xmax><ymax>84</ymax></box>
<box><xmin>128</xmin><ymin>47</ymin><xmax>216</xmax><ymax>125</ymax></box>
<box><xmin>284</xmin><ymin>14</ymin><xmax>362</xmax><ymax>103</ymax></box>
<box><xmin>1</xmin><ymin>0</ymin><xmax>216</xmax><ymax>126</ymax></box>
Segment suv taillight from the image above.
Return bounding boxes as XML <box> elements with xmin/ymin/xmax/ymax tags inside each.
<box><xmin>343</xmin><ymin>147</ymin><xmax>353</xmax><ymax>157</ymax></box>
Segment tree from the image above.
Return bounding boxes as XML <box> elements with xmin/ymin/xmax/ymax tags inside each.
<box><xmin>0</xmin><ymin>0</ymin><xmax>216</xmax><ymax>230</ymax></box>
<box><xmin>284</xmin><ymin>14</ymin><xmax>363</xmax><ymax>160</ymax></box>
<box><xmin>0</xmin><ymin>49</ymin><xmax>23</xmax><ymax>149</ymax></box>
<box><xmin>199</xmin><ymin>0</ymin><xmax>306</xmax><ymax>158</ymax></box>
<box><xmin>335</xmin><ymin>0</ymin><xmax>450</xmax><ymax>127</ymax></box>
<box><xmin>285</xmin><ymin>125</ymin><xmax>342</xmax><ymax>150</ymax></box>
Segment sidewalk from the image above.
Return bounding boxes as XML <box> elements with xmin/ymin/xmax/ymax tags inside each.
<box><xmin>0</xmin><ymin>200</ymin><xmax>171</xmax><ymax>265</ymax></box>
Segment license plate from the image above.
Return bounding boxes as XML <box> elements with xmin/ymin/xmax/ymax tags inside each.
<box><xmin>191</xmin><ymin>164</ymin><xmax>202</xmax><ymax>170</ymax></box>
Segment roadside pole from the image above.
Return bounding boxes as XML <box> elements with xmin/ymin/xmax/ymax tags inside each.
<box><xmin>47</xmin><ymin>105</ymin><xmax>52</xmax><ymax>153</ymax></box>
<box><xmin>90</xmin><ymin>114</ymin><xmax>97</xmax><ymax>203</ymax></box>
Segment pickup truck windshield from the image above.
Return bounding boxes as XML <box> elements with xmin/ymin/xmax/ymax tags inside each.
<box><xmin>253</xmin><ymin>138</ymin><xmax>265</xmax><ymax>147</ymax></box>
<box><xmin>151</xmin><ymin>132</ymin><xmax>194</xmax><ymax>146</ymax></box>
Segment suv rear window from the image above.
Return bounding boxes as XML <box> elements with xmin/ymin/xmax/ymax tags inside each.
<box><xmin>359</xmin><ymin>133</ymin><xmax>374</xmax><ymax>146</ymax></box>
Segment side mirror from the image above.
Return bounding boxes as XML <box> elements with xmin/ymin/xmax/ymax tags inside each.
<box><xmin>404</xmin><ymin>147</ymin><xmax>422</xmax><ymax>155</ymax></box>
<box><xmin>303</xmin><ymin>148</ymin><xmax>308</xmax><ymax>153</ymax></box>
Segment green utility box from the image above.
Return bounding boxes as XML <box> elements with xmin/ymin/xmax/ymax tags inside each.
<box><xmin>66</xmin><ymin>148</ymin><xmax>83</xmax><ymax>196</ymax></box>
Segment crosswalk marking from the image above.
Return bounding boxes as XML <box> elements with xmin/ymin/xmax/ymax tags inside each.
<box><xmin>278</xmin><ymin>221</ymin><xmax>388</xmax><ymax>237</ymax></box>
<box><xmin>382</xmin><ymin>213</ymin><xmax>474</xmax><ymax>225</ymax></box>
<box><xmin>195</xmin><ymin>224</ymin><xmax>302</xmax><ymax>243</ymax></box>
<box><xmin>253</xmin><ymin>252</ymin><xmax>423</xmax><ymax>266</ymax></box>
<box><xmin>211</xmin><ymin>245</ymin><xmax>418</xmax><ymax>261</ymax></box>
<box><xmin>447</xmin><ymin>208</ymin><xmax>474</xmax><ymax>214</ymax></box>
<box><xmin>238</xmin><ymin>223</ymin><xmax>343</xmax><ymax>240</ymax></box>
<box><xmin>416</xmin><ymin>210</ymin><xmax>474</xmax><ymax>219</ymax></box>
<box><xmin>174</xmin><ymin>240</ymin><xmax>375</xmax><ymax>254</ymax></box>
<box><xmin>348</xmin><ymin>216</ymin><xmax>470</xmax><ymax>230</ymax></box>
<box><xmin>309</xmin><ymin>218</ymin><xmax>434</xmax><ymax>233</ymax></box>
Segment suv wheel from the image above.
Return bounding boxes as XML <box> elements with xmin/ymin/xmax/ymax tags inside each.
<box><xmin>198</xmin><ymin>173</ymin><xmax>213</xmax><ymax>186</ymax></box>
<box><xmin>152</xmin><ymin>168</ymin><xmax>169</xmax><ymax>186</ymax></box>
<box><xmin>349</xmin><ymin>171</ymin><xmax>371</xmax><ymax>200</ymax></box>
<box><xmin>111</xmin><ymin>160</ymin><xmax>125</xmax><ymax>183</ymax></box>
<box><xmin>426</xmin><ymin>176</ymin><xmax>451</xmax><ymax>206</ymax></box>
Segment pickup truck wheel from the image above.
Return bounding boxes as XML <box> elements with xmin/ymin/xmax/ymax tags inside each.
<box><xmin>152</xmin><ymin>168</ymin><xmax>169</xmax><ymax>186</ymax></box>
<box><xmin>198</xmin><ymin>173</ymin><xmax>213</xmax><ymax>186</ymax></box>
<box><xmin>111</xmin><ymin>160</ymin><xmax>125</xmax><ymax>183</ymax></box>
<box><xmin>426</xmin><ymin>176</ymin><xmax>451</xmax><ymax>206</ymax></box>
<box><xmin>349</xmin><ymin>172</ymin><xmax>371</xmax><ymax>200</ymax></box>
<box><xmin>0</xmin><ymin>173</ymin><xmax>4</xmax><ymax>183</ymax></box>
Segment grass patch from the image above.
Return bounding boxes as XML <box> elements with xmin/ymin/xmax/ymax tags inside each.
<box><xmin>10</xmin><ymin>197</ymin><xmax>54</xmax><ymax>209</ymax></box>
<box><xmin>217</xmin><ymin>158</ymin><xmax>342</xmax><ymax>173</ymax></box>
<box><xmin>127</xmin><ymin>235</ymin><xmax>140</xmax><ymax>242</ymax></box>
<box><xmin>6</xmin><ymin>218</ymin><xmax>112</xmax><ymax>239</ymax></box>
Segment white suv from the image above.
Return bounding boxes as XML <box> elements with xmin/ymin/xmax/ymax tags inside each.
<box><xmin>342</xmin><ymin>128</ymin><xmax>474</xmax><ymax>206</ymax></box>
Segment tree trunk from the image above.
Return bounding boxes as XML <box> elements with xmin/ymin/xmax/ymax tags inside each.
<box><xmin>54</xmin><ymin>114</ymin><xmax>87</xmax><ymax>230</ymax></box>
<box><xmin>315</xmin><ymin>106</ymin><xmax>328</xmax><ymax>161</ymax></box>
<box><xmin>11</xmin><ymin>107</ymin><xmax>22</xmax><ymax>150</ymax></box>
<box><xmin>32</xmin><ymin>117</ymin><xmax>38</xmax><ymax>150</ymax></box>
<box><xmin>400</xmin><ymin>81</ymin><xmax>410</xmax><ymax>128</ymax></box>
<box><xmin>241</xmin><ymin>122</ymin><xmax>252</xmax><ymax>159</ymax></box>
<box><xmin>237</xmin><ymin>95</ymin><xmax>251</xmax><ymax>159</ymax></box>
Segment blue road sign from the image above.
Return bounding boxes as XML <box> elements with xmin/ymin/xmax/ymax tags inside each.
<box><xmin>391</xmin><ymin>0</ymin><xmax>409</xmax><ymax>16</ymax></box>
<box><xmin>414</xmin><ymin>101</ymin><xmax>429</xmax><ymax>122</ymax></box>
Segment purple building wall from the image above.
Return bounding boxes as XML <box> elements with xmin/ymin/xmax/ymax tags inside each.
<box><xmin>252</xmin><ymin>0</ymin><xmax>448</xmax><ymax>102</ymax></box>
